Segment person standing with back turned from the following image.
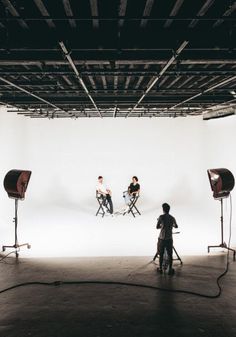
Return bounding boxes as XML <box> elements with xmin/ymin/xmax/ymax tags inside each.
<box><xmin>156</xmin><ymin>203</ymin><xmax>178</xmax><ymax>275</ymax></box>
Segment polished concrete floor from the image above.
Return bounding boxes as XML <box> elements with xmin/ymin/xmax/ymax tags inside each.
<box><xmin>0</xmin><ymin>253</ymin><xmax>235</xmax><ymax>337</ymax></box>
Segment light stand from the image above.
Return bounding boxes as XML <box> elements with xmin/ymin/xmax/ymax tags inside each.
<box><xmin>2</xmin><ymin>198</ymin><xmax>31</xmax><ymax>258</ymax></box>
<box><xmin>207</xmin><ymin>197</ymin><xmax>235</xmax><ymax>260</ymax></box>
<box><xmin>207</xmin><ymin>168</ymin><xmax>235</xmax><ymax>261</ymax></box>
<box><xmin>2</xmin><ymin>170</ymin><xmax>32</xmax><ymax>258</ymax></box>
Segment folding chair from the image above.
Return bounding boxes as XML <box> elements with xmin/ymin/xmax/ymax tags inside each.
<box><xmin>123</xmin><ymin>191</ymin><xmax>141</xmax><ymax>218</ymax></box>
<box><xmin>95</xmin><ymin>191</ymin><xmax>110</xmax><ymax>217</ymax></box>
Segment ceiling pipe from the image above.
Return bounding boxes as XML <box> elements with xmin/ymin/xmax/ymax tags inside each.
<box><xmin>59</xmin><ymin>41</ymin><xmax>102</xmax><ymax>118</ymax></box>
<box><xmin>168</xmin><ymin>75</ymin><xmax>236</xmax><ymax>111</ymax></box>
<box><xmin>0</xmin><ymin>76</ymin><xmax>63</xmax><ymax>111</ymax></box>
<box><xmin>126</xmin><ymin>40</ymin><xmax>189</xmax><ymax>117</ymax></box>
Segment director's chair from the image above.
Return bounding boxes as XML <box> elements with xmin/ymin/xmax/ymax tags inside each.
<box><xmin>95</xmin><ymin>191</ymin><xmax>110</xmax><ymax>217</ymax></box>
<box><xmin>123</xmin><ymin>191</ymin><xmax>141</xmax><ymax>218</ymax></box>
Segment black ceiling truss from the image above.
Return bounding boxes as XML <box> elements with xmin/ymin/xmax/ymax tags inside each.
<box><xmin>0</xmin><ymin>0</ymin><xmax>235</xmax><ymax>118</ymax></box>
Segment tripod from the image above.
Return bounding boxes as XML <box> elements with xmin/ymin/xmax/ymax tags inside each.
<box><xmin>208</xmin><ymin>198</ymin><xmax>236</xmax><ymax>261</ymax></box>
<box><xmin>153</xmin><ymin>245</ymin><xmax>183</xmax><ymax>264</ymax></box>
<box><xmin>2</xmin><ymin>198</ymin><xmax>31</xmax><ymax>258</ymax></box>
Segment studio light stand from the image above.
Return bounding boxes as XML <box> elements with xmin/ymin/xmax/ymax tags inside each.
<box><xmin>207</xmin><ymin>168</ymin><xmax>236</xmax><ymax>261</ymax></box>
<box><xmin>2</xmin><ymin>170</ymin><xmax>32</xmax><ymax>258</ymax></box>
<box><xmin>207</xmin><ymin>197</ymin><xmax>235</xmax><ymax>260</ymax></box>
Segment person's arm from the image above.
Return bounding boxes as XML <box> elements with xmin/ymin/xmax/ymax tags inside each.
<box><xmin>156</xmin><ymin>216</ymin><xmax>162</xmax><ymax>229</ymax></box>
<box><xmin>128</xmin><ymin>184</ymin><xmax>132</xmax><ymax>195</ymax></box>
<box><xmin>106</xmin><ymin>188</ymin><xmax>112</xmax><ymax>195</ymax></box>
<box><xmin>173</xmin><ymin>217</ymin><xmax>178</xmax><ymax>228</ymax></box>
<box><xmin>97</xmin><ymin>188</ymin><xmax>106</xmax><ymax>196</ymax></box>
<box><xmin>133</xmin><ymin>187</ymin><xmax>140</xmax><ymax>196</ymax></box>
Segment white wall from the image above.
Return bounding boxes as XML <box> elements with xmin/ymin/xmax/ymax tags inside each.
<box><xmin>0</xmin><ymin>106</ymin><xmax>235</xmax><ymax>257</ymax></box>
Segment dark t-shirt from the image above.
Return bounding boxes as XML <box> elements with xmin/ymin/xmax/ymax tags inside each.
<box><xmin>129</xmin><ymin>183</ymin><xmax>140</xmax><ymax>194</ymax></box>
<box><xmin>156</xmin><ymin>214</ymin><xmax>178</xmax><ymax>240</ymax></box>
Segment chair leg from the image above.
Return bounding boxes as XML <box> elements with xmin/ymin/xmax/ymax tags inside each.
<box><xmin>133</xmin><ymin>205</ymin><xmax>141</xmax><ymax>215</ymax></box>
<box><xmin>124</xmin><ymin>198</ymin><xmax>140</xmax><ymax>217</ymax></box>
<box><xmin>96</xmin><ymin>201</ymin><xmax>105</xmax><ymax>217</ymax></box>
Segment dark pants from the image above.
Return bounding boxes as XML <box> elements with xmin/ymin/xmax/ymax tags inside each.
<box><xmin>101</xmin><ymin>194</ymin><xmax>113</xmax><ymax>214</ymax></box>
<box><xmin>159</xmin><ymin>239</ymin><xmax>173</xmax><ymax>270</ymax></box>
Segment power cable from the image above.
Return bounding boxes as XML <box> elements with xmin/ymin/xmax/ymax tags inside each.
<box><xmin>0</xmin><ymin>196</ymin><xmax>233</xmax><ymax>298</ymax></box>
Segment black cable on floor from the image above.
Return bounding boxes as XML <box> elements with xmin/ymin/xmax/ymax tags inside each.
<box><xmin>0</xmin><ymin>249</ymin><xmax>19</xmax><ymax>263</ymax></box>
<box><xmin>0</xmin><ymin>195</ymin><xmax>233</xmax><ymax>299</ymax></box>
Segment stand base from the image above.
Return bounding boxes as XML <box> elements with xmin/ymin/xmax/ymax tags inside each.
<box><xmin>2</xmin><ymin>243</ymin><xmax>31</xmax><ymax>258</ymax></box>
<box><xmin>208</xmin><ymin>243</ymin><xmax>236</xmax><ymax>261</ymax></box>
<box><xmin>153</xmin><ymin>246</ymin><xmax>183</xmax><ymax>265</ymax></box>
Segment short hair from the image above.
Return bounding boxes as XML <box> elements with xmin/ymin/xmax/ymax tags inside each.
<box><xmin>162</xmin><ymin>203</ymin><xmax>170</xmax><ymax>213</ymax></box>
<box><xmin>98</xmin><ymin>176</ymin><xmax>103</xmax><ymax>180</ymax></box>
<box><xmin>132</xmin><ymin>176</ymin><xmax>138</xmax><ymax>182</ymax></box>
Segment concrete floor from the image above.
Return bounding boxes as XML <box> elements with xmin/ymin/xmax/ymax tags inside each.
<box><xmin>0</xmin><ymin>253</ymin><xmax>235</xmax><ymax>337</ymax></box>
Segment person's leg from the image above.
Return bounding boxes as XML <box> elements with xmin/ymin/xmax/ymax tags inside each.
<box><xmin>158</xmin><ymin>239</ymin><xmax>165</xmax><ymax>272</ymax></box>
<box><xmin>123</xmin><ymin>191</ymin><xmax>131</xmax><ymax>205</ymax></box>
<box><xmin>106</xmin><ymin>194</ymin><xmax>113</xmax><ymax>214</ymax></box>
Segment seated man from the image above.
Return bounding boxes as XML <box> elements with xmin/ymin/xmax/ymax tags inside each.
<box><xmin>123</xmin><ymin>176</ymin><xmax>140</xmax><ymax>212</ymax></box>
<box><xmin>156</xmin><ymin>203</ymin><xmax>178</xmax><ymax>275</ymax></box>
<box><xmin>97</xmin><ymin>176</ymin><xmax>113</xmax><ymax>215</ymax></box>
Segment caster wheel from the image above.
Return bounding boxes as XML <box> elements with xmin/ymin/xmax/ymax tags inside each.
<box><xmin>27</xmin><ymin>244</ymin><xmax>31</xmax><ymax>249</ymax></box>
<box><xmin>16</xmin><ymin>252</ymin><xmax>19</xmax><ymax>258</ymax></box>
<box><xmin>2</xmin><ymin>247</ymin><xmax>5</xmax><ymax>252</ymax></box>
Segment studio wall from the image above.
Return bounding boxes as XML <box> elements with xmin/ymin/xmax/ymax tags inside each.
<box><xmin>0</xmin><ymin>106</ymin><xmax>235</xmax><ymax>257</ymax></box>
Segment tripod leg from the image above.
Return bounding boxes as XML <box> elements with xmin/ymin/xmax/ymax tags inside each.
<box><xmin>153</xmin><ymin>252</ymin><xmax>158</xmax><ymax>261</ymax></box>
<box><xmin>173</xmin><ymin>246</ymin><xmax>183</xmax><ymax>264</ymax></box>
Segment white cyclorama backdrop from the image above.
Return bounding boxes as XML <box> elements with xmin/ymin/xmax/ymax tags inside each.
<box><xmin>0</xmin><ymin>106</ymin><xmax>235</xmax><ymax>257</ymax></box>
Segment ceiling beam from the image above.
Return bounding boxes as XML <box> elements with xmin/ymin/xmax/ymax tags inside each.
<box><xmin>59</xmin><ymin>41</ymin><xmax>102</xmax><ymax>117</ymax></box>
<box><xmin>189</xmin><ymin>0</ymin><xmax>215</xmax><ymax>28</ymax></box>
<box><xmin>118</xmin><ymin>0</ymin><xmax>128</xmax><ymax>28</ymax></box>
<box><xmin>124</xmin><ymin>65</ymin><xmax>134</xmax><ymax>92</ymax></box>
<box><xmin>0</xmin><ymin>76</ymin><xmax>63</xmax><ymax>110</ymax></box>
<box><xmin>126</xmin><ymin>40</ymin><xmax>189</xmax><ymax>117</ymax></box>
<box><xmin>89</xmin><ymin>0</ymin><xmax>99</xmax><ymax>29</ymax></box>
<box><xmin>213</xmin><ymin>2</ymin><xmax>236</xmax><ymax>27</ymax></box>
<box><xmin>86</xmin><ymin>65</ymin><xmax>97</xmax><ymax>91</ymax></box>
<box><xmin>33</xmin><ymin>0</ymin><xmax>56</xmax><ymax>29</ymax></box>
<box><xmin>168</xmin><ymin>75</ymin><xmax>236</xmax><ymax>110</ymax></box>
<box><xmin>140</xmin><ymin>0</ymin><xmax>155</xmax><ymax>28</ymax></box>
<box><xmin>164</xmin><ymin>0</ymin><xmax>184</xmax><ymax>28</ymax></box>
<box><xmin>1</xmin><ymin>60</ymin><xmax>236</xmax><ymax>66</ymax></box>
<box><xmin>166</xmin><ymin>76</ymin><xmax>182</xmax><ymax>89</ymax></box>
<box><xmin>134</xmin><ymin>65</ymin><xmax>149</xmax><ymax>89</ymax></box>
<box><xmin>1</xmin><ymin>69</ymin><xmax>236</xmax><ymax>76</ymax></box>
<box><xmin>62</xmin><ymin>0</ymin><xmax>76</xmax><ymax>28</ymax></box>
<box><xmin>99</xmin><ymin>65</ymin><xmax>107</xmax><ymax>91</ymax></box>
<box><xmin>177</xmin><ymin>76</ymin><xmax>194</xmax><ymax>88</ymax></box>
<box><xmin>2</xmin><ymin>0</ymin><xmax>28</xmax><ymax>29</ymax></box>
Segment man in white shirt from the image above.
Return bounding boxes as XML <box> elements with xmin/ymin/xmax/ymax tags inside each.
<box><xmin>97</xmin><ymin>176</ymin><xmax>113</xmax><ymax>214</ymax></box>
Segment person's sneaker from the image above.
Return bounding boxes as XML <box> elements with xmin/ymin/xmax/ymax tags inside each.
<box><xmin>157</xmin><ymin>268</ymin><xmax>163</xmax><ymax>274</ymax></box>
<box><xmin>168</xmin><ymin>268</ymin><xmax>175</xmax><ymax>275</ymax></box>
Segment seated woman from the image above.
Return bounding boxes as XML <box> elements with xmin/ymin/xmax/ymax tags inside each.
<box><xmin>123</xmin><ymin>176</ymin><xmax>140</xmax><ymax>212</ymax></box>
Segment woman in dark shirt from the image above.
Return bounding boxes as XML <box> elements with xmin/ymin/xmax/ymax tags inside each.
<box><xmin>123</xmin><ymin>176</ymin><xmax>140</xmax><ymax>209</ymax></box>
